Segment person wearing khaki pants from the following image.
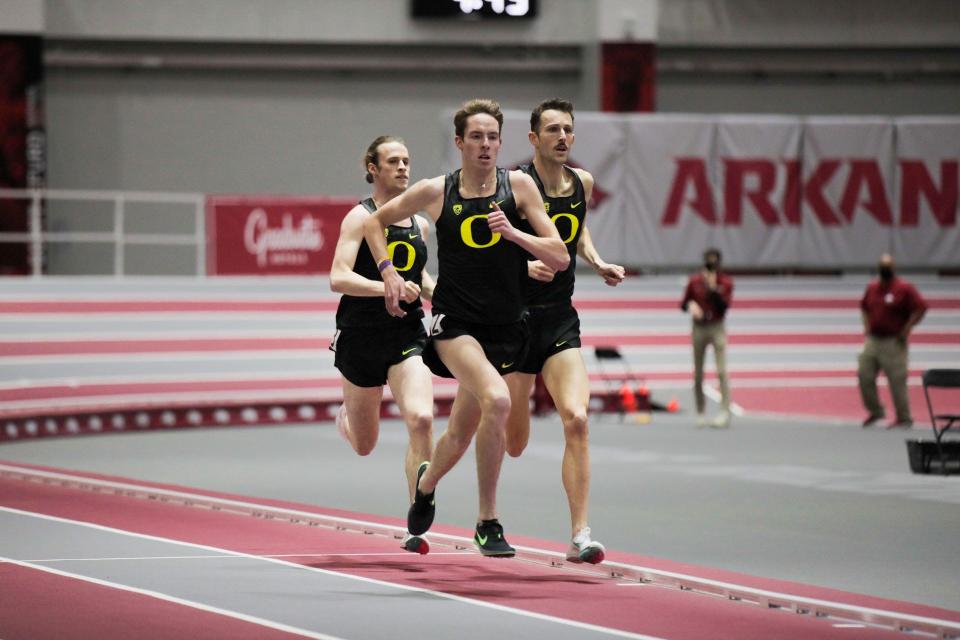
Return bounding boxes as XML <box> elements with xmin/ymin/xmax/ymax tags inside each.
<box><xmin>858</xmin><ymin>336</ymin><xmax>911</xmax><ymax>425</ymax></box>
<box><xmin>682</xmin><ymin>248</ymin><xmax>734</xmax><ymax>428</ymax></box>
<box><xmin>858</xmin><ymin>253</ymin><xmax>927</xmax><ymax>428</ymax></box>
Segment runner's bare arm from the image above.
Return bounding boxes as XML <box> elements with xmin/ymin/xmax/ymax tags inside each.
<box><xmin>330</xmin><ymin>205</ymin><xmax>387</xmax><ymax>297</ymax></box>
<box><xmin>489</xmin><ymin>171</ymin><xmax>568</xmax><ymax>272</ymax></box>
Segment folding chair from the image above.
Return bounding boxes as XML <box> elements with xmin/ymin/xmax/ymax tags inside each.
<box><xmin>909</xmin><ymin>369</ymin><xmax>960</xmax><ymax>475</ymax></box>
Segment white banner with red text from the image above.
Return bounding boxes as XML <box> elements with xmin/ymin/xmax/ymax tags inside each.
<box><xmin>447</xmin><ymin>113</ymin><xmax>959</xmax><ymax>269</ymax></box>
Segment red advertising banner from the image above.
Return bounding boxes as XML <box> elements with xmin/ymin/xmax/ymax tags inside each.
<box><xmin>205</xmin><ymin>196</ymin><xmax>355</xmax><ymax>275</ymax></box>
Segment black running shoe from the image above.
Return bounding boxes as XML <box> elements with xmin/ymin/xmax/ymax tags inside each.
<box><xmin>407</xmin><ymin>461</ymin><xmax>435</xmax><ymax>536</ymax></box>
<box><xmin>401</xmin><ymin>533</ymin><xmax>430</xmax><ymax>555</ymax></box>
<box><xmin>474</xmin><ymin>519</ymin><xmax>515</xmax><ymax>557</ymax></box>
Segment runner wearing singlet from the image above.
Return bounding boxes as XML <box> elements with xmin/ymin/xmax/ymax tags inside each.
<box><xmin>508</xmin><ymin>98</ymin><xmax>625</xmax><ymax>564</ymax></box>
<box><xmin>329</xmin><ymin>135</ymin><xmax>435</xmax><ymax>555</ymax></box>
<box><xmin>362</xmin><ymin>99</ymin><xmax>569</xmax><ymax>557</ymax></box>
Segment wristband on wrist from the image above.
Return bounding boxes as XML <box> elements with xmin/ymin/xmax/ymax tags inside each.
<box><xmin>377</xmin><ymin>258</ymin><xmax>393</xmax><ymax>272</ymax></box>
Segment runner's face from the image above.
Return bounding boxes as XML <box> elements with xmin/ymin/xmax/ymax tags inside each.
<box><xmin>457</xmin><ymin>114</ymin><xmax>501</xmax><ymax>170</ymax></box>
<box><xmin>533</xmin><ymin>109</ymin><xmax>574</xmax><ymax>164</ymax></box>
<box><xmin>372</xmin><ymin>142</ymin><xmax>410</xmax><ymax>193</ymax></box>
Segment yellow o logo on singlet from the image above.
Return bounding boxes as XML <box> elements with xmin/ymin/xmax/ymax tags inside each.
<box><xmin>387</xmin><ymin>241</ymin><xmax>417</xmax><ymax>271</ymax></box>
<box><xmin>552</xmin><ymin>213</ymin><xmax>580</xmax><ymax>245</ymax></box>
<box><xmin>460</xmin><ymin>214</ymin><xmax>501</xmax><ymax>249</ymax></box>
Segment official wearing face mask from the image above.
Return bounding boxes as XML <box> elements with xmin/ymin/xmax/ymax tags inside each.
<box><xmin>858</xmin><ymin>253</ymin><xmax>928</xmax><ymax>428</ymax></box>
<box><xmin>681</xmin><ymin>248</ymin><xmax>734</xmax><ymax>428</ymax></box>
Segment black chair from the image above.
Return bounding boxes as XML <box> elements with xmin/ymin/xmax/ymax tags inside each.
<box><xmin>912</xmin><ymin>369</ymin><xmax>960</xmax><ymax>474</ymax></box>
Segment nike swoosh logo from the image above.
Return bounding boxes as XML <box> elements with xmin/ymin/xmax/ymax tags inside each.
<box><xmin>489</xmin><ymin>199</ymin><xmax>506</xmax><ymax>208</ymax></box>
<box><xmin>555</xmin><ymin>340</ymin><xmax>567</xmax><ymax>347</ymax></box>
<box><xmin>571</xmin><ymin>201</ymin><xmax>583</xmax><ymax>209</ymax></box>
<box><xmin>476</xmin><ymin>534</ymin><xmax>488</xmax><ymax>545</ymax></box>
<box><xmin>401</xmin><ymin>348</ymin><xmax>417</xmax><ymax>356</ymax></box>
<box><xmin>408</xmin><ymin>233</ymin><xmax>418</xmax><ymax>239</ymax></box>
<box><xmin>500</xmin><ymin>362</ymin><xmax>513</xmax><ymax>369</ymax></box>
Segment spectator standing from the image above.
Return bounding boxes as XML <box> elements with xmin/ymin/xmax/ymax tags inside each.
<box><xmin>681</xmin><ymin>248</ymin><xmax>734</xmax><ymax>428</ymax></box>
<box><xmin>859</xmin><ymin>253</ymin><xmax>927</xmax><ymax>428</ymax></box>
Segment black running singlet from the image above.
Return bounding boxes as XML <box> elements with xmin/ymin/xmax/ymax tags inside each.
<box><xmin>518</xmin><ymin>164</ymin><xmax>586</xmax><ymax>306</ymax></box>
<box><xmin>431</xmin><ymin>167</ymin><xmax>527</xmax><ymax>324</ymax></box>
<box><xmin>335</xmin><ymin>197</ymin><xmax>427</xmax><ymax>328</ymax></box>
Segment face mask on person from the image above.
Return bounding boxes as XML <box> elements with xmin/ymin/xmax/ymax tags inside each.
<box><xmin>879</xmin><ymin>265</ymin><xmax>894</xmax><ymax>281</ymax></box>
<box><xmin>704</xmin><ymin>259</ymin><xmax>719</xmax><ymax>272</ymax></box>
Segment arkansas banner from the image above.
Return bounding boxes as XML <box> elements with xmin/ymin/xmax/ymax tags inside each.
<box><xmin>206</xmin><ymin>196</ymin><xmax>355</xmax><ymax>275</ymax></box>
<box><xmin>447</xmin><ymin>112</ymin><xmax>959</xmax><ymax>269</ymax></box>
<box><xmin>893</xmin><ymin>118</ymin><xmax>960</xmax><ymax>267</ymax></box>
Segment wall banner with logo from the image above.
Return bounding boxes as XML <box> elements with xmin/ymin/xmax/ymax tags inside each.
<box><xmin>450</xmin><ymin>112</ymin><xmax>959</xmax><ymax>269</ymax></box>
<box><xmin>205</xmin><ymin>196</ymin><xmax>355</xmax><ymax>275</ymax></box>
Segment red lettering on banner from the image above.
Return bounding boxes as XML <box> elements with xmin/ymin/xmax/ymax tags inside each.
<box><xmin>899</xmin><ymin>160</ymin><xmax>958</xmax><ymax>226</ymax></box>
<box><xmin>839</xmin><ymin>160</ymin><xmax>893</xmax><ymax>225</ymax></box>
<box><xmin>661</xmin><ymin>157</ymin><xmax>957</xmax><ymax>227</ymax></box>
<box><xmin>801</xmin><ymin>160</ymin><xmax>843</xmax><ymax>226</ymax></box>
<box><xmin>661</xmin><ymin>158</ymin><xmax>717</xmax><ymax>225</ymax></box>
<box><xmin>782</xmin><ymin>159</ymin><xmax>802</xmax><ymax>225</ymax></box>
<box><xmin>723</xmin><ymin>159</ymin><xmax>779</xmax><ymax>225</ymax></box>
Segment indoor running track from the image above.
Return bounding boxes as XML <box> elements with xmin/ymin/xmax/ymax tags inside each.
<box><xmin>3</xmin><ymin>461</ymin><xmax>959</xmax><ymax>640</ymax></box>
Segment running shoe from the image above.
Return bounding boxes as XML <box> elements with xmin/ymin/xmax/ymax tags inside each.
<box><xmin>566</xmin><ymin>526</ymin><xmax>606</xmax><ymax>564</ymax></box>
<box><xmin>710</xmin><ymin>410</ymin><xmax>731</xmax><ymax>429</ymax></box>
<box><xmin>401</xmin><ymin>533</ymin><xmax>430</xmax><ymax>555</ymax></box>
<box><xmin>407</xmin><ymin>461</ymin><xmax>435</xmax><ymax>536</ymax></box>
<box><xmin>474</xmin><ymin>519</ymin><xmax>515</xmax><ymax>557</ymax></box>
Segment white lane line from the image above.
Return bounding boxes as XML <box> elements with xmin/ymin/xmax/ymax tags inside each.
<box><xmin>4</xmin><ymin>464</ymin><xmax>959</xmax><ymax>637</ymax></box>
<box><xmin>0</xmin><ymin>507</ymin><xmax>663</xmax><ymax>640</ymax></box>
<box><xmin>1</xmin><ymin>555</ymin><xmax>346</xmax><ymax>640</ymax></box>
<box><xmin>22</xmin><ymin>551</ymin><xmax>473</xmax><ymax>563</ymax></box>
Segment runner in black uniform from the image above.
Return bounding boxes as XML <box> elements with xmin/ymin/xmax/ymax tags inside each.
<box><xmin>507</xmin><ymin>99</ymin><xmax>625</xmax><ymax>564</ymax></box>
<box><xmin>329</xmin><ymin>135</ymin><xmax>435</xmax><ymax>555</ymax></box>
<box><xmin>363</xmin><ymin>99</ymin><xmax>569</xmax><ymax>557</ymax></box>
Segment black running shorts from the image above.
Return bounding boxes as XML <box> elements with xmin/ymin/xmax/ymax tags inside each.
<box><xmin>331</xmin><ymin>320</ymin><xmax>427</xmax><ymax>388</ymax></box>
<box><xmin>518</xmin><ymin>303</ymin><xmax>581</xmax><ymax>374</ymax></box>
<box><xmin>422</xmin><ymin>313</ymin><xmax>529</xmax><ymax>379</ymax></box>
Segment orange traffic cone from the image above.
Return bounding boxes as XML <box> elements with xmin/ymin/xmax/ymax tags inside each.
<box><xmin>619</xmin><ymin>383</ymin><xmax>637</xmax><ymax>413</ymax></box>
<box><xmin>666</xmin><ymin>396</ymin><xmax>680</xmax><ymax>413</ymax></box>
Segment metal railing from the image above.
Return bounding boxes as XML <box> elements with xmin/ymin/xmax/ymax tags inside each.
<box><xmin>0</xmin><ymin>188</ymin><xmax>206</xmax><ymax>276</ymax></box>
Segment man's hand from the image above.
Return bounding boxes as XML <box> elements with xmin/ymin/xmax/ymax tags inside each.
<box><xmin>401</xmin><ymin>281</ymin><xmax>422</xmax><ymax>303</ymax></box>
<box><xmin>596</xmin><ymin>262</ymin><xmax>625</xmax><ymax>287</ymax></box>
<box><xmin>382</xmin><ymin>268</ymin><xmax>407</xmax><ymax>318</ymax></box>
<box><xmin>528</xmin><ymin>260</ymin><xmax>556</xmax><ymax>282</ymax></box>
<box><xmin>687</xmin><ymin>300</ymin><xmax>704</xmax><ymax>321</ymax></box>
<box><xmin>487</xmin><ymin>201</ymin><xmax>518</xmax><ymax>242</ymax></box>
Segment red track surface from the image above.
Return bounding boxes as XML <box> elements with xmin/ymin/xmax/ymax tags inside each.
<box><xmin>3</xmin><ymin>297</ymin><xmax>960</xmax><ymax>313</ymax></box>
<box><xmin>2</xmin><ymin>331</ymin><xmax>958</xmax><ymax>356</ymax></box>
<box><xmin>0</xmin><ymin>563</ymin><xmax>305</xmax><ymax>640</ymax></box>
<box><xmin>2</xmin><ymin>461</ymin><xmax>958</xmax><ymax>640</ymax></box>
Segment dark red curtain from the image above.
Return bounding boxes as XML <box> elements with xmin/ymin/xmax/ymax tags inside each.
<box><xmin>0</xmin><ymin>35</ymin><xmax>45</xmax><ymax>275</ymax></box>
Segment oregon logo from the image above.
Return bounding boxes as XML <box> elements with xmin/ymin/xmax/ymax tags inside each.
<box><xmin>386</xmin><ymin>241</ymin><xmax>417</xmax><ymax>271</ymax></box>
<box><xmin>460</xmin><ymin>214</ymin><xmax>500</xmax><ymax>249</ymax></box>
<box><xmin>452</xmin><ymin>204</ymin><xmax>463</xmax><ymax>215</ymax></box>
<box><xmin>552</xmin><ymin>212</ymin><xmax>580</xmax><ymax>244</ymax></box>
<box><xmin>544</xmin><ymin>202</ymin><xmax>551</xmax><ymax>213</ymax></box>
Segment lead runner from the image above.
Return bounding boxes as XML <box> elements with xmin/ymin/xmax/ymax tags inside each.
<box><xmin>363</xmin><ymin>99</ymin><xmax>569</xmax><ymax>557</ymax></box>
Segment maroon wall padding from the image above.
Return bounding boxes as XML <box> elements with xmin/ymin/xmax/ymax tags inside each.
<box><xmin>0</xmin><ymin>35</ymin><xmax>45</xmax><ymax>275</ymax></box>
<box><xmin>600</xmin><ymin>42</ymin><xmax>656</xmax><ymax>113</ymax></box>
